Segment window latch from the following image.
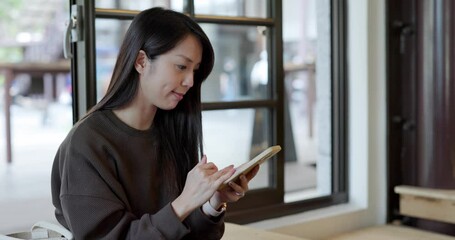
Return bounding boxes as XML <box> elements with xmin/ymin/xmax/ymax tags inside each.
<box><xmin>63</xmin><ymin>4</ymin><xmax>82</xmax><ymax>59</ymax></box>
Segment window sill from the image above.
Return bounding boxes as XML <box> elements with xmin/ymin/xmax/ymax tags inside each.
<box><xmin>246</xmin><ymin>202</ymin><xmax>366</xmax><ymax>230</ymax></box>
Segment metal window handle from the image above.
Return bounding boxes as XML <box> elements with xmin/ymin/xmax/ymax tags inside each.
<box><xmin>392</xmin><ymin>21</ymin><xmax>415</xmax><ymax>54</ymax></box>
<box><xmin>63</xmin><ymin>18</ymin><xmax>74</xmax><ymax>58</ymax></box>
<box><xmin>392</xmin><ymin>116</ymin><xmax>415</xmax><ymax>131</ymax></box>
<box><xmin>399</xmin><ymin>25</ymin><xmax>414</xmax><ymax>54</ymax></box>
<box><xmin>63</xmin><ymin>4</ymin><xmax>82</xmax><ymax>59</ymax></box>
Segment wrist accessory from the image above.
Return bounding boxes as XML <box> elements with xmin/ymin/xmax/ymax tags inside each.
<box><xmin>202</xmin><ymin>201</ymin><xmax>227</xmax><ymax>217</ymax></box>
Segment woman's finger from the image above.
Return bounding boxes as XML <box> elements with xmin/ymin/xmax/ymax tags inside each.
<box><xmin>238</xmin><ymin>175</ymin><xmax>249</xmax><ymax>191</ymax></box>
<box><xmin>212</xmin><ymin>165</ymin><xmax>235</xmax><ymax>185</ymax></box>
<box><xmin>245</xmin><ymin>165</ymin><xmax>260</xmax><ymax>181</ymax></box>
<box><xmin>197</xmin><ymin>155</ymin><xmax>219</xmax><ymax>172</ymax></box>
<box><xmin>201</xmin><ymin>155</ymin><xmax>208</xmax><ymax>164</ymax></box>
<box><xmin>228</xmin><ymin>181</ymin><xmax>245</xmax><ymax>195</ymax></box>
<box><xmin>198</xmin><ymin>155</ymin><xmax>207</xmax><ymax>165</ymax></box>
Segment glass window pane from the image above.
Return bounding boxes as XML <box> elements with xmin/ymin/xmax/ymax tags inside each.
<box><xmin>195</xmin><ymin>0</ymin><xmax>267</xmax><ymax>18</ymax></box>
<box><xmin>202</xmin><ymin>108</ymin><xmax>272</xmax><ymax>190</ymax></box>
<box><xmin>201</xmin><ymin>24</ymin><xmax>269</xmax><ymax>102</ymax></box>
<box><xmin>283</xmin><ymin>0</ymin><xmax>332</xmax><ymax>202</ymax></box>
<box><xmin>95</xmin><ymin>22</ymin><xmax>271</xmax><ymax>103</ymax></box>
<box><xmin>95</xmin><ymin>19</ymin><xmax>131</xmax><ymax>101</ymax></box>
<box><xmin>95</xmin><ymin>0</ymin><xmax>184</xmax><ymax>12</ymax></box>
<box><xmin>0</xmin><ymin>0</ymin><xmax>73</xmax><ymax>203</ymax></box>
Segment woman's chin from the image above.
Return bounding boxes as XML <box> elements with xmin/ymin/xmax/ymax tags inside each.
<box><xmin>159</xmin><ymin>102</ymin><xmax>179</xmax><ymax>110</ymax></box>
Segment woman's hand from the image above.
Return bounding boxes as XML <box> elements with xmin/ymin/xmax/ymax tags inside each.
<box><xmin>171</xmin><ymin>155</ymin><xmax>235</xmax><ymax>221</ymax></box>
<box><xmin>209</xmin><ymin>165</ymin><xmax>260</xmax><ymax>210</ymax></box>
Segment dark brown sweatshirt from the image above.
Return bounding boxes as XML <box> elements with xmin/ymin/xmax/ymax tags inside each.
<box><xmin>51</xmin><ymin>110</ymin><xmax>224</xmax><ymax>239</ymax></box>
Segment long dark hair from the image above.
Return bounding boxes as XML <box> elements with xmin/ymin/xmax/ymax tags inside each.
<box><xmin>87</xmin><ymin>7</ymin><xmax>214</xmax><ymax>197</ymax></box>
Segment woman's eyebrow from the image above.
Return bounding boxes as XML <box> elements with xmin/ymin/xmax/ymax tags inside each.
<box><xmin>176</xmin><ymin>54</ymin><xmax>194</xmax><ymax>63</ymax></box>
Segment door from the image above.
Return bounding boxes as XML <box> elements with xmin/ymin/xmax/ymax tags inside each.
<box><xmin>387</xmin><ymin>0</ymin><xmax>455</xmax><ymax>235</ymax></box>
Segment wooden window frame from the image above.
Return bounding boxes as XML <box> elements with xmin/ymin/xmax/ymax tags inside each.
<box><xmin>69</xmin><ymin>0</ymin><xmax>348</xmax><ymax>224</ymax></box>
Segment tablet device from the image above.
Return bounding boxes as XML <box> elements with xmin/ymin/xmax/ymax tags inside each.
<box><xmin>219</xmin><ymin>145</ymin><xmax>281</xmax><ymax>190</ymax></box>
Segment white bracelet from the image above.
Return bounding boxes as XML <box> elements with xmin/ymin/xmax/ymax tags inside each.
<box><xmin>202</xmin><ymin>201</ymin><xmax>226</xmax><ymax>217</ymax></box>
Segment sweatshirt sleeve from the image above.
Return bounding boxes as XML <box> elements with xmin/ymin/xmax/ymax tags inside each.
<box><xmin>183</xmin><ymin>207</ymin><xmax>225</xmax><ymax>239</ymax></box>
<box><xmin>55</xmin><ymin>143</ymin><xmax>191</xmax><ymax>239</ymax></box>
<box><xmin>60</xmin><ymin>195</ymin><xmax>189</xmax><ymax>239</ymax></box>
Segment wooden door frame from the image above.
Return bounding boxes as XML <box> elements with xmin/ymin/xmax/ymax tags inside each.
<box><xmin>386</xmin><ymin>0</ymin><xmax>418</xmax><ymax>223</ymax></box>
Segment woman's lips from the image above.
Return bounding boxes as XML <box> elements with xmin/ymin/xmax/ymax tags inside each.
<box><xmin>172</xmin><ymin>91</ymin><xmax>184</xmax><ymax>101</ymax></box>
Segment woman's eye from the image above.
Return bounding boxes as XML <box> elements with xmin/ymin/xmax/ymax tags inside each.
<box><xmin>177</xmin><ymin>65</ymin><xmax>187</xmax><ymax>70</ymax></box>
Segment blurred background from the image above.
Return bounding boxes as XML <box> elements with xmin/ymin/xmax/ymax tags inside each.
<box><xmin>0</xmin><ymin>0</ymin><xmax>327</xmax><ymax>232</ymax></box>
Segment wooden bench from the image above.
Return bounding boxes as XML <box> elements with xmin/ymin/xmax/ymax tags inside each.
<box><xmin>327</xmin><ymin>185</ymin><xmax>455</xmax><ymax>240</ymax></box>
<box><xmin>394</xmin><ymin>185</ymin><xmax>455</xmax><ymax>224</ymax></box>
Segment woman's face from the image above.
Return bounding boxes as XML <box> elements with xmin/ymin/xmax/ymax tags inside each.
<box><xmin>135</xmin><ymin>34</ymin><xmax>203</xmax><ymax>110</ymax></box>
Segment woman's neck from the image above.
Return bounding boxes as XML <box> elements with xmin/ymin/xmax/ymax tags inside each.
<box><xmin>113</xmin><ymin>100</ymin><xmax>157</xmax><ymax>130</ymax></box>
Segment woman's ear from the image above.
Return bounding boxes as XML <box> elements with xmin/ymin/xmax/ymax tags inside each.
<box><xmin>134</xmin><ymin>50</ymin><xmax>148</xmax><ymax>74</ymax></box>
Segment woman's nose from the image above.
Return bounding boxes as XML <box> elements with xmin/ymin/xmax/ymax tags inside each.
<box><xmin>182</xmin><ymin>73</ymin><xmax>194</xmax><ymax>88</ymax></box>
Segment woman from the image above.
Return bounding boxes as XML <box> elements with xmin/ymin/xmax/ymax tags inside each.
<box><xmin>51</xmin><ymin>7</ymin><xmax>259</xmax><ymax>239</ymax></box>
